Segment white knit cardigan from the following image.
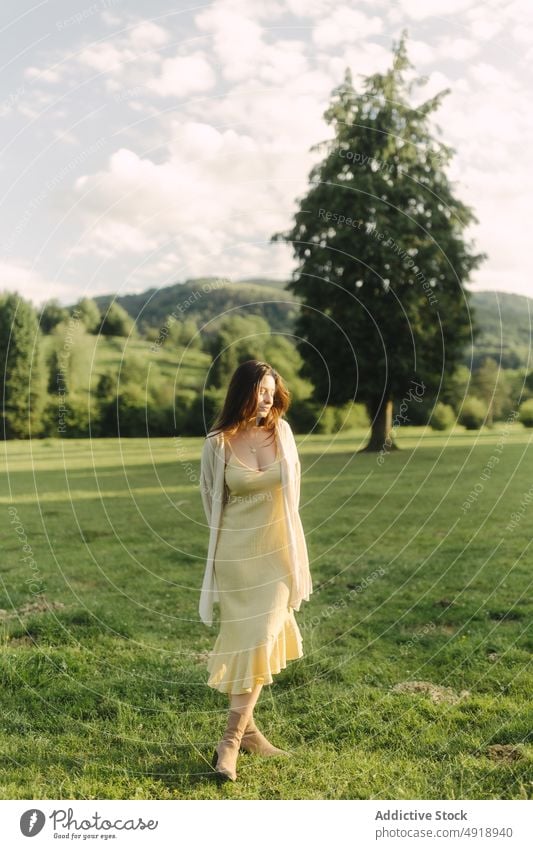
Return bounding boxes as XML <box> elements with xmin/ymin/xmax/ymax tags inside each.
<box><xmin>198</xmin><ymin>416</ymin><xmax>313</xmax><ymax>626</ymax></box>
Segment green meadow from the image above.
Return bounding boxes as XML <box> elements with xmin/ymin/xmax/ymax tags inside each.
<box><xmin>1</xmin><ymin>425</ymin><xmax>532</xmax><ymax>800</ymax></box>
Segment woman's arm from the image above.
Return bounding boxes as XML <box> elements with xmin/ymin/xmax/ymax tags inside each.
<box><xmin>283</xmin><ymin>419</ymin><xmax>302</xmax><ymax>509</ymax></box>
<box><xmin>294</xmin><ymin>457</ymin><xmax>301</xmax><ymax>510</ymax></box>
<box><xmin>199</xmin><ymin>437</ymin><xmax>214</xmax><ymax>523</ymax></box>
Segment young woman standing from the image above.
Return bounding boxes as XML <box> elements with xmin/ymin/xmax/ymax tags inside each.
<box><xmin>199</xmin><ymin>360</ymin><xmax>312</xmax><ymax>781</ymax></box>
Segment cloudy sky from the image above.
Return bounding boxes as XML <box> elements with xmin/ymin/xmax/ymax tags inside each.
<box><xmin>1</xmin><ymin>0</ymin><xmax>532</xmax><ymax>308</ymax></box>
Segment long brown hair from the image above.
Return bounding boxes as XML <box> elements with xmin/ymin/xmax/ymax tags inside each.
<box><xmin>207</xmin><ymin>360</ymin><xmax>291</xmax><ymax>443</ymax></box>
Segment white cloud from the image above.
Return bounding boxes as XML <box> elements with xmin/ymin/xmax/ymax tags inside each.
<box><xmin>393</xmin><ymin>0</ymin><xmax>476</xmax><ymax>20</ymax></box>
<box><xmin>68</xmin><ymin>119</ymin><xmax>319</xmax><ymax>279</ymax></box>
<box><xmin>414</xmin><ymin>70</ymin><xmax>452</xmax><ymax>103</ymax></box>
<box><xmin>145</xmin><ymin>53</ymin><xmax>216</xmax><ymax>97</ymax></box>
<box><xmin>465</xmin><ymin>0</ymin><xmax>533</xmax><ymax>41</ymax></box>
<box><xmin>0</xmin><ymin>261</ymin><xmax>72</xmax><ymax>308</ymax></box>
<box><xmin>78</xmin><ymin>43</ymin><xmax>135</xmax><ymax>74</ymax></box>
<box><xmin>255</xmin><ymin>41</ymin><xmax>309</xmax><ymax>85</ymax></box>
<box><xmin>24</xmin><ymin>66</ymin><xmax>63</xmax><ymax>83</ymax></box>
<box><xmin>196</xmin><ymin>0</ymin><xmax>286</xmax><ymax>21</ymax></box>
<box><xmin>440</xmin><ymin>37</ymin><xmax>480</xmax><ymax>61</ymax></box>
<box><xmin>469</xmin><ymin>61</ymin><xmax>508</xmax><ymax>87</ymax></box>
<box><xmin>321</xmin><ymin>41</ymin><xmax>394</xmax><ymax>83</ymax></box>
<box><xmin>101</xmin><ymin>10</ymin><xmax>123</xmax><ymax>27</ymax></box>
<box><xmin>465</xmin><ymin>5</ymin><xmax>504</xmax><ymax>40</ymax></box>
<box><xmin>76</xmin><ymin>26</ymin><xmax>166</xmax><ymax>81</ymax></box>
<box><xmin>76</xmin><ymin>219</ymin><xmax>161</xmax><ymax>258</ymax></box>
<box><xmin>285</xmin><ymin>0</ymin><xmax>345</xmax><ymax>16</ymax></box>
<box><xmin>196</xmin><ymin>7</ymin><xmax>264</xmax><ymax>82</ymax></box>
<box><xmin>406</xmin><ymin>40</ymin><xmax>435</xmax><ymax>65</ymax></box>
<box><xmin>312</xmin><ymin>8</ymin><xmax>383</xmax><ymax>48</ymax></box>
<box><xmin>127</xmin><ymin>21</ymin><xmax>170</xmax><ymax>48</ymax></box>
<box><xmin>185</xmin><ymin>71</ymin><xmax>332</xmax><ymax>153</ymax></box>
<box><xmin>195</xmin><ymin>4</ymin><xmax>309</xmax><ymax>86</ymax></box>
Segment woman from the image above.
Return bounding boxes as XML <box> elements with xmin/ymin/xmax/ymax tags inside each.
<box><xmin>199</xmin><ymin>360</ymin><xmax>312</xmax><ymax>782</ymax></box>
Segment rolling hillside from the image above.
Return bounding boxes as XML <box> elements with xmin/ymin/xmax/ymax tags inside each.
<box><xmin>83</xmin><ymin>280</ymin><xmax>532</xmax><ymax>369</ymax></box>
<box><xmin>92</xmin><ymin>277</ymin><xmax>297</xmax><ymax>336</ymax></box>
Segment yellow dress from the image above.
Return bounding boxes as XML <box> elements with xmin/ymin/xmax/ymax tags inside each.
<box><xmin>206</xmin><ymin>440</ymin><xmax>303</xmax><ymax>694</ymax></box>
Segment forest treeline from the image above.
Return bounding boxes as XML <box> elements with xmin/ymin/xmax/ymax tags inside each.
<box><xmin>1</xmin><ymin>283</ymin><xmax>532</xmax><ymax>440</ymax></box>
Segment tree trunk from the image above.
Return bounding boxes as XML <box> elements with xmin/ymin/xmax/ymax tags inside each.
<box><xmin>360</xmin><ymin>397</ymin><xmax>398</xmax><ymax>453</ymax></box>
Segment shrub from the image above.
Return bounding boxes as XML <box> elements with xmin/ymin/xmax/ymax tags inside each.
<box><xmin>285</xmin><ymin>398</ymin><xmax>318</xmax><ymax>433</ymax></box>
<box><xmin>41</xmin><ymin>395</ymin><xmax>93</xmax><ymax>438</ymax></box>
<box><xmin>518</xmin><ymin>399</ymin><xmax>533</xmax><ymax>428</ymax></box>
<box><xmin>169</xmin><ymin>390</ymin><xmax>197</xmax><ymax>435</ymax></box>
<box><xmin>99</xmin><ymin>303</ymin><xmax>135</xmax><ymax>337</ymax></box>
<box><xmin>146</xmin><ymin>401</ymin><xmax>176</xmax><ymax>437</ymax></box>
<box><xmin>287</xmin><ymin>399</ymin><xmax>334</xmax><ymax>434</ymax></box>
<box><xmin>430</xmin><ymin>402</ymin><xmax>456</xmax><ymax>431</ymax></box>
<box><xmin>40</xmin><ymin>299</ymin><xmax>69</xmax><ymax>334</ymax></box>
<box><xmin>184</xmin><ymin>388</ymin><xmax>225</xmax><ymax>436</ymax></box>
<box><xmin>458</xmin><ymin>397</ymin><xmax>487</xmax><ymax>430</ymax></box>
<box><xmin>286</xmin><ymin>400</ymin><xmax>371</xmax><ymax>434</ymax></box>
<box><xmin>115</xmin><ymin>385</ymin><xmax>147</xmax><ymax>437</ymax></box>
<box><xmin>334</xmin><ymin>402</ymin><xmax>370</xmax><ymax>432</ymax></box>
<box><xmin>401</xmin><ymin>396</ymin><xmax>432</xmax><ymax>426</ymax></box>
<box><xmin>75</xmin><ymin>297</ymin><xmax>101</xmax><ymax>333</ymax></box>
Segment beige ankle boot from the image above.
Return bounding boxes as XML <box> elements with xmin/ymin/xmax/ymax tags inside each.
<box><xmin>211</xmin><ymin>709</ymin><xmax>250</xmax><ymax>781</ymax></box>
<box><xmin>240</xmin><ymin>716</ymin><xmax>290</xmax><ymax>756</ymax></box>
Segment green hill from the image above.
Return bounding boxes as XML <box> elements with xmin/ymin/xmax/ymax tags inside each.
<box><xmin>92</xmin><ymin>277</ymin><xmax>298</xmax><ymax>336</ymax></box>
<box><xmin>84</xmin><ymin>280</ymin><xmax>533</xmax><ymax>369</ymax></box>
<box><xmin>468</xmin><ymin>290</ymin><xmax>532</xmax><ymax>368</ymax></box>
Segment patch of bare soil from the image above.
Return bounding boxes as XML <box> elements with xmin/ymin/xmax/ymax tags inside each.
<box><xmin>191</xmin><ymin>650</ymin><xmax>211</xmax><ymax>663</ymax></box>
<box><xmin>433</xmin><ymin>623</ymin><xmax>458</xmax><ymax>635</ymax></box>
<box><xmin>486</xmin><ymin>744</ymin><xmax>524</xmax><ymax>763</ymax></box>
<box><xmin>7</xmin><ymin>635</ymin><xmax>38</xmax><ymax>647</ymax></box>
<box><xmin>391</xmin><ymin>680</ymin><xmax>471</xmax><ymax>704</ymax></box>
<box><xmin>0</xmin><ymin>599</ymin><xmax>67</xmax><ymax>620</ymax></box>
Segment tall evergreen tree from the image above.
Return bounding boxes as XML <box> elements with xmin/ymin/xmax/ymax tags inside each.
<box><xmin>0</xmin><ymin>292</ymin><xmax>44</xmax><ymax>439</ymax></box>
<box><xmin>272</xmin><ymin>33</ymin><xmax>485</xmax><ymax>451</ymax></box>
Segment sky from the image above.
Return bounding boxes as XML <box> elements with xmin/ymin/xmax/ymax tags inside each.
<box><xmin>0</xmin><ymin>0</ymin><xmax>532</xmax><ymax>309</ymax></box>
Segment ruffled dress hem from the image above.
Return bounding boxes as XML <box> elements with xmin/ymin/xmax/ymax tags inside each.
<box><xmin>206</xmin><ymin>611</ymin><xmax>303</xmax><ymax>695</ymax></box>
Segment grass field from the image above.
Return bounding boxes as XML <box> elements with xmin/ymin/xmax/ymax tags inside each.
<box><xmin>1</xmin><ymin>425</ymin><xmax>532</xmax><ymax>799</ymax></box>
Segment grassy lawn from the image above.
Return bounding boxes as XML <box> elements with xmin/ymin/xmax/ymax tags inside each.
<box><xmin>1</xmin><ymin>425</ymin><xmax>532</xmax><ymax>799</ymax></box>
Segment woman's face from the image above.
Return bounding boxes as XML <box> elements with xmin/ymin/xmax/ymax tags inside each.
<box><xmin>255</xmin><ymin>374</ymin><xmax>276</xmax><ymax>416</ymax></box>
